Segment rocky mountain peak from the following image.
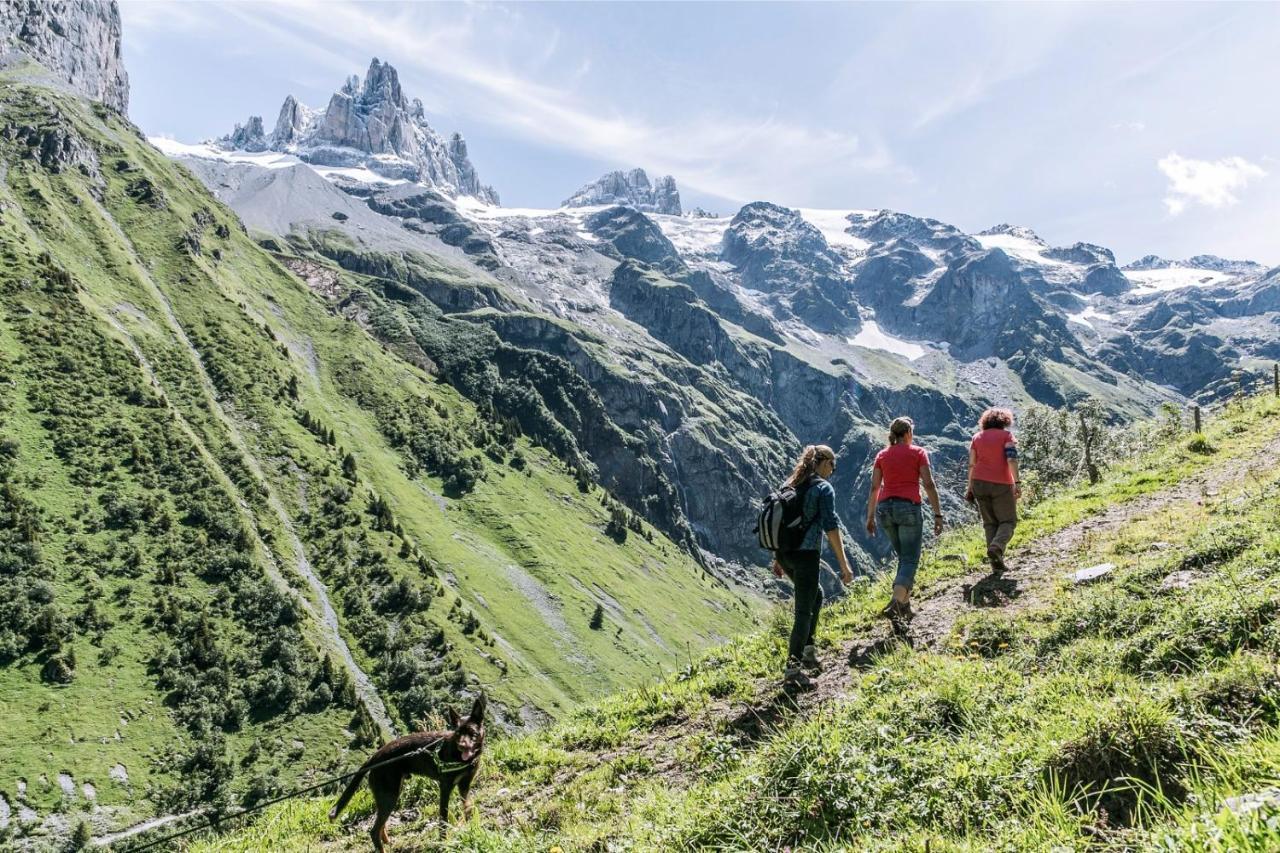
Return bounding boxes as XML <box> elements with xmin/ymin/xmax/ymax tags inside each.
<box><xmin>0</xmin><ymin>0</ymin><xmax>130</xmax><ymax>112</ymax></box>
<box><xmin>215</xmin><ymin>57</ymin><xmax>498</xmax><ymax>203</ymax></box>
<box><xmin>225</xmin><ymin>115</ymin><xmax>267</xmax><ymax>152</ymax></box>
<box><xmin>1123</xmin><ymin>254</ymin><xmax>1263</xmax><ymax>275</ymax></box>
<box><xmin>1124</xmin><ymin>254</ymin><xmax>1173</xmax><ymax>271</ymax></box>
<box><xmin>847</xmin><ymin>209</ymin><xmax>971</xmax><ymax>252</ymax></box>
<box><xmin>360</xmin><ymin>57</ymin><xmax>406</xmax><ymax>110</ymax></box>
<box><xmin>1185</xmin><ymin>254</ymin><xmax>1266</xmax><ymax>275</ymax></box>
<box><xmin>979</xmin><ymin>223</ymin><xmax>1046</xmax><ymax>245</ymax></box>
<box><xmin>563</xmin><ymin>168</ymin><xmax>682</xmax><ymax>215</ymax></box>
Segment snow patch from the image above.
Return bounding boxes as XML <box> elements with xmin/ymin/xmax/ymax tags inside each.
<box><xmin>149</xmin><ymin>138</ymin><xmax>408</xmax><ymax>187</ymax></box>
<box><xmin>148</xmin><ymin>137</ymin><xmax>300</xmax><ymax>169</ymax></box>
<box><xmin>848</xmin><ymin>321</ymin><xmax>928</xmax><ymax>360</ymax></box>
<box><xmin>1124</xmin><ymin>267</ymin><xmax>1234</xmax><ymax>295</ymax></box>
<box><xmin>652</xmin><ymin>212</ymin><xmax>731</xmax><ymax>256</ymax></box>
<box><xmin>797</xmin><ymin>208</ymin><xmax>873</xmax><ymax>250</ymax></box>
<box><xmin>1067</xmin><ymin>304</ymin><xmax>1112</xmax><ymax>329</ymax></box>
<box><xmin>975</xmin><ymin>232</ymin><xmax>1070</xmax><ymax>267</ymax></box>
<box><xmin>310</xmin><ymin>165</ymin><xmax>408</xmax><ymax>186</ymax></box>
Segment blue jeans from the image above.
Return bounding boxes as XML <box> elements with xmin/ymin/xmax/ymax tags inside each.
<box><xmin>877</xmin><ymin>498</ymin><xmax>923</xmax><ymax>591</ymax></box>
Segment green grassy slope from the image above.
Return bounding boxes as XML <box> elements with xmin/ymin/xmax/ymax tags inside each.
<box><xmin>0</xmin><ymin>77</ymin><xmax>753</xmax><ymax>846</ymax></box>
<box><xmin>201</xmin><ymin>393</ymin><xmax>1280</xmax><ymax>851</ymax></box>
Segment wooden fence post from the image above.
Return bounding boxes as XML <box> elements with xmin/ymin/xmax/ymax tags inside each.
<box><xmin>1193</xmin><ymin>404</ymin><xmax>1201</xmax><ymax>434</ymax></box>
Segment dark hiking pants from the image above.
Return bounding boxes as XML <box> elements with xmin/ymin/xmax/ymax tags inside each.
<box><xmin>973</xmin><ymin>479</ymin><xmax>1017</xmax><ymax>554</ymax></box>
<box><xmin>779</xmin><ymin>550</ymin><xmax>822</xmax><ymax>662</ymax></box>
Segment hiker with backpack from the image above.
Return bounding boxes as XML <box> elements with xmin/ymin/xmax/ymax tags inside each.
<box><xmin>865</xmin><ymin>417</ymin><xmax>943</xmax><ymax>621</ymax></box>
<box><xmin>757</xmin><ymin>444</ymin><xmax>854</xmax><ymax>689</ymax></box>
<box><xmin>966</xmin><ymin>407</ymin><xmax>1021</xmax><ymax>572</ymax></box>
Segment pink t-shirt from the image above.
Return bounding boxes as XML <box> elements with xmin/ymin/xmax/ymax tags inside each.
<box><xmin>971</xmin><ymin>428</ymin><xmax>1016</xmax><ymax>484</ymax></box>
<box><xmin>874</xmin><ymin>443</ymin><xmax>929</xmax><ymax>503</ymax></box>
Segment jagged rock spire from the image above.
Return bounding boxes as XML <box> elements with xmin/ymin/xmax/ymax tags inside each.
<box><xmin>216</xmin><ymin>57</ymin><xmax>499</xmax><ymax>203</ymax></box>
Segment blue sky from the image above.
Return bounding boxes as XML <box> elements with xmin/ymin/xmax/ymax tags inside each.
<box><xmin>120</xmin><ymin>1</ymin><xmax>1278</xmax><ymax>264</ymax></box>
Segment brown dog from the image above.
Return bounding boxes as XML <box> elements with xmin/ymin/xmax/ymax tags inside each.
<box><xmin>330</xmin><ymin>694</ymin><xmax>486</xmax><ymax>851</ymax></box>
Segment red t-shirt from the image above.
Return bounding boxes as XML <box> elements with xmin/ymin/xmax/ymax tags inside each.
<box><xmin>971</xmin><ymin>428</ymin><xmax>1016</xmax><ymax>484</ymax></box>
<box><xmin>874</xmin><ymin>443</ymin><xmax>929</xmax><ymax>503</ymax></box>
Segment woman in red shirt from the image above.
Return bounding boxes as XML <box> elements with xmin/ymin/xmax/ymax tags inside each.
<box><xmin>865</xmin><ymin>417</ymin><xmax>943</xmax><ymax>621</ymax></box>
<box><xmin>966</xmin><ymin>407</ymin><xmax>1021</xmax><ymax>572</ymax></box>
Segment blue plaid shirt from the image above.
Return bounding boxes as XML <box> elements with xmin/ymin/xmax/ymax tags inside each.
<box><xmin>798</xmin><ymin>476</ymin><xmax>840</xmax><ymax>552</ymax></box>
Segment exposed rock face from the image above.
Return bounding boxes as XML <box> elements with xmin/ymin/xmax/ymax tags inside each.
<box><xmin>0</xmin><ymin>0</ymin><xmax>129</xmax><ymax>112</ymax></box>
<box><xmin>721</xmin><ymin>202</ymin><xmax>859</xmax><ymax>332</ymax></box>
<box><xmin>1044</xmin><ymin>241</ymin><xmax>1115</xmax><ymax>266</ymax></box>
<box><xmin>224</xmin><ymin>115</ymin><xmax>266</xmax><ymax>152</ymax></box>
<box><xmin>979</xmin><ymin>223</ymin><xmax>1045</xmax><ymax>245</ymax></box>
<box><xmin>1126</xmin><ymin>254</ymin><xmax>1267</xmax><ymax>276</ymax></box>
<box><xmin>216</xmin><ymin>58</ymin><xmax>499</xmax><ymax>203</ymax></box>
<box><xmin>564</xmin><ymin>168</ymin><xmax>682</xmax><ymax>215</ymax></box>
<box><xmin>583</xmin><ymin>205</ymin><xmax>680</xmax><ymax>267</ymax></box>
<box><xmin>848</xmin><ymin>209</ymin><xmax>973</xmax><ymax>254</ymax></box>
<box><xmin>896</xmin><ymin>249</ymin><xmax>1074</xmax><ymax>360</ymax></box>
<box><xmin>2</xmin><ymin>114</ymin><xmax>100</xmax><ymax>178</ymax></box>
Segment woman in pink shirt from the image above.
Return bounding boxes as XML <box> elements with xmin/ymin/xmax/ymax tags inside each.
<box><xmin>865</xmin><ymin>417</ymin><xmax>943</xmax><ymax>621</ymax></box>
<box><xmin>966</xmin><ymin>407</ymin><xmax>1021</xmax><ymax>572</ymax></box>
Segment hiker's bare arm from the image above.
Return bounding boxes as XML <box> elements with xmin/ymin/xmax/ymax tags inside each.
<box><xmin>921</xmin><ymin>466</ymin><xmax>943</xmax><ymax>535</ymax></box>
<box><xmin>826</xmin><ymin>528</ymin><xmax>853</xmax><ymax>584</ymax></box>
<box><xmin>1010</xmin><ymin>459</ymin><xmax>1021</xmax><ymax>499</ymax></box>
<box><xmin>965</xmin><ymin>446</ymin><xmax>976</xmax><ymax>502</ymax></box>
<box><xmin>866</xmin><ymin>468</ymin><xmax>882</xmax><ymax>535</ymax></box>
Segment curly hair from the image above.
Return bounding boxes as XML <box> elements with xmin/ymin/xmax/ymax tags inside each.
<box><xmin>979</xmin><ymin>407</ymin><xmax>1014</xmax><ymax>431</ymax></box>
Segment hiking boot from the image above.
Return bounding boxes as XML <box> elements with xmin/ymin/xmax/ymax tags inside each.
<box><xmin>801</xmin><ymin>644</ymin><xmax>822</xmax><ymax>673</ymax></box>
<box><xmin>783</xmin><ymin>658</ymin><xmax>816</xmax><ymax>691</ymax></box>
<box><xmin>879</xmin><ymin>598</ymin><xmax>914</xmax><ymax>620</ymax></box>
<box><xmin>988</xmin><ymin>547</ymin><xmax>1007</xmax><ymax>573</ymax></box>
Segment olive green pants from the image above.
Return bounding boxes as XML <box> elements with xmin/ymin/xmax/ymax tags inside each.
<box><xmin>973</xmin><ymin>479</ymin><xmax>1017</xmax><ymax>554</ymax></box>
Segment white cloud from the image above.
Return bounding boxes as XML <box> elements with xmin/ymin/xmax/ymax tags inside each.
<box><xmin>1158</xmin><ymin>152</ymin><xmax>1267</xmax><ymax>215</ymax></box>
<box><xmin>128</xmin><ymin>0</ymin><xmax>902</xmax><ymax>204</ymax></box>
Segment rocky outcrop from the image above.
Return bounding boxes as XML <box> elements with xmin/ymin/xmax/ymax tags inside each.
<box><xmin>721</xmin><ymin>202</ymin><xmax>858</xmax><ymax>332</ymax></box>
<box><xmin>563</xmin><ymin>168</ymin><xmax>681</xmax><ymax>215</ymax></box>
<box><xmin>896</xmin><ymin>248</ymin><xmax>1074</xmax><ymax>360</ymax></box>
<box><xmin>849</xmin><ymin>210</ymin><xmax>974</xmax><ymax>254</ymax></box>
<box><xmin>1125</xmin><ymin>254</ymin><xmax>1264</xmax><ymax>276</ymax></box>
<box><xmin>224</xmin><ymin>115</ymin><xmax>266</xmax><ymax>152</ymax></box>
<box><xmin>0</xmin><ymin>0</ymin><xmax>129</xmax><ymax>112</ymax></box>
<box><xmin>583</xmin><ymin>206</ymin><xmax>681</xmax><ymax>267</ymax></box>
<box><xmin>366</xmin><ymin>185</ymin><xmax>498</xmax><ymax>262</ymax></box>
<box><xmin>979</xmin><ymin>223</ymin><xmax>1045</xmax><ymax>245</ymax></box>
<box><xmin>216</xmin><ymin>58</ymin><xmax>499</xmax><ymax>203</ymax></box>
<box><xmin>1044</xmin><ymin>241</ymin><xmax>1116</xmax><ymax>266</ymax></box>
<box><xmin>2</xmin><ymin>111</ymin><xmax>100</xmax><ymax>179</ymax></box>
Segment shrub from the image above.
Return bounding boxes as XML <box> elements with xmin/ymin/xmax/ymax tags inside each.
<box><xmin>1046</xmin><ymin>700</ymin><xmax>1194</xmax><ymax>826</ymax></box>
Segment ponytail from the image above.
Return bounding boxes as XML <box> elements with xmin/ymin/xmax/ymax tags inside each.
<box><xmin>887</xmin><ymin>416</ymin><xmax>913</xmax><ymax>446</ymax></box>
<box><xmin>785</xmin><ymin>444</ymin><xmax>835</xmax><ymax>488</ymax></box>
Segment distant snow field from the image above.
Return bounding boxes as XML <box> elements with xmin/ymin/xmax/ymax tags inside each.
<box><xmin>848</xmin><ymin>320</ymin><xmax>928</xmax><ymax>360</ymax></box>
<box><xmin>148</xmin><ymin>138</ymin><xmax>409</xmax><ymax>186</ymax></box>
<box><xmin>797</xmin><ymin>208</ymin><xmax>873</xmax><ymax>250</ymax></box>
<box><xmin>1068</xmin><ymin>304</ymin><xmax>1112</xmax><ymax>329</ymax></box>
<box><xmin>1124</xmin><ymin>267</ymin><xmax>1235</xmax><ymax>296</ymax></box>
<box><xmin>652</xmin><ymin>213</ymin><xmax>731</xmax><ymax>256</ymax></box>
<box><xmin>974</xmin><ymin>232</ymin><xmax>1070</xmax><ymax>267</ymax></box>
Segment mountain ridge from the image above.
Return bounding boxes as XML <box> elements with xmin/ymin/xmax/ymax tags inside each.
<box><xmin>214</xmin><ymin>58</ymin><xmax>498</xmax><ymax>204</ymax></box>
